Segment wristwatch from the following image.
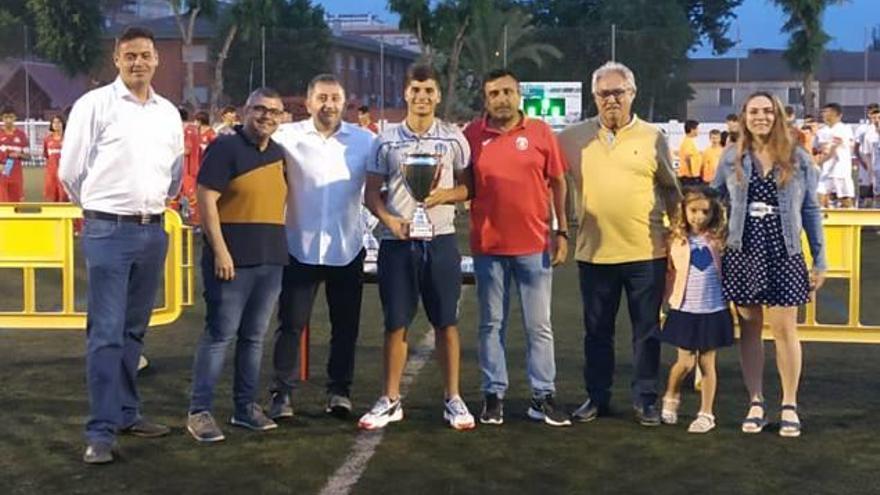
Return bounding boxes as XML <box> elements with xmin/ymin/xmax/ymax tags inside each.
<box><xmin>554</xmin><ymin>230</ymin><xmax>569</xmax><ymax>239</ymax></box>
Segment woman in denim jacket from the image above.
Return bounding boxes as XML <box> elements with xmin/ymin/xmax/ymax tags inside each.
<box><xmin>712</xmin><ymin>92</ymin><xmax>827</xmax><ymax>438</ymax></box>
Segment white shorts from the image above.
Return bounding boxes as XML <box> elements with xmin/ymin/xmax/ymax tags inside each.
<box><xmin>819</xmin><ymin>176</ymin><xmax>855</xmax><ymax>198</ymax></box>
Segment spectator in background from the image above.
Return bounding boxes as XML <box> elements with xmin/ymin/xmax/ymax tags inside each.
<box><xmin>724</xmin><ymin>113</ymin><xmax>740</xmax><ymax>145</ymax></box>
<box><xmin>678</xmin><ymin>119</ymin><xmax>703</xmax><ymax>186</ymax></box>
<box><xmin>357</xmin><ymin>105</ymin><xmax>379</xmax><ymax>134</ymax></box>
<box><xmin>701</xmin><ymin>129</ymin><xmax>723</xmax><ymax>184</ymax></box>
<box><xmin>0</xmin><ymin>107</ymin><xmax>29</xmax><ymax>202</ymax></box>
<box><xmin>816</xmin><ymin>102</ymin><xmax>855</xmax><ymax>208</ymax></box>
<box><xmin>854</xmin><ymin>104</ymin><xmax>879</xmax><ymax>207</ymax></box>
<box><xmin>215</xmin><ymin>105</ymin><xmax>238</xmax><ymax>136</ymax></box>
<box><xmin>43</xmin><ymin>115</ymin><xmax>68</xmax><ymax>202</ymax></box>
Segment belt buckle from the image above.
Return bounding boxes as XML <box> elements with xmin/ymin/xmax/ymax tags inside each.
<box><xmin>139</xmin><ymin>213</ymin><xmax>151</xmax><ymax>225</ymax></box>
<box><xmin>749</xmin><ymin>203</ymin><xmax>768</xmax><ymax>218</ymax></box>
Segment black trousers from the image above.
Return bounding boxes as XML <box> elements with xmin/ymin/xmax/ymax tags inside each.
<box><xmin>577</xmin><ymin>258</ymin><xmax>666</xmax><ymax>408</ymax></box>
<box><xmin>271</xmin><ymin>250</ymin><xmax>365</xmax><ymax>396</ymax></box>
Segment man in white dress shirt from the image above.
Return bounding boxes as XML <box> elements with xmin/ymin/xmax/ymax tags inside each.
<box><xmin>268</xmin><ymin>74</ymin><xmax>375</xmax><ymax>419</ymax></box>
<box><xmin>58</xmin><ymin>26</ymin><xmax>184</xmax><ymax>465</ymax></box>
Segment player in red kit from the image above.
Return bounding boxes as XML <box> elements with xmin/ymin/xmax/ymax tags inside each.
<box><xmin>43</xmin><ymin>115</ymin><xmax>68</xmax><ymax>202</ymax></box>
<box><xmin>0</xmin><ymin>107</ymin><xmax>29</xmax><ymax>202</ymax></box>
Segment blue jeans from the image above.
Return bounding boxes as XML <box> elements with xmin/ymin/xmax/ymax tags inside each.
<box><xmin>189</xmin><ymin>254</ymin><xmax>282</xmax><ymax>417</ymax></box>
<box><xmin>81</xmin><ymin>218</ymin><xmax>168</xmax><ymax>443</ymax></box>
<box><xmin>577</xmin><ymin>259</ymin><xmax>665</xmax><ymax>408</ymax></box>
<box><xmin>474</xmin><ymin>252</ymin><xmax>556</xmax><ymax>399</ymax></box>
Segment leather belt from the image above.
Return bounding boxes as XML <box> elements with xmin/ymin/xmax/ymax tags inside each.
<box><xmin>83</xmin><ymin>210</ymin><xmax>162</xmax><ymax>225</ymax></box>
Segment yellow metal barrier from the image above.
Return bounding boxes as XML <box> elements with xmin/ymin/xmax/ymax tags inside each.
<box><xmin>0</xmin><ymin>204</ymin><xmax>194</xmax><ymax>329</ymax></box>
<box><xmin>791</xmin><ymin>209</ymin><xmax>880</xmax><ymax>343</ymax></box>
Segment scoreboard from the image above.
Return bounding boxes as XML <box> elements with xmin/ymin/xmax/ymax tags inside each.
<box><xmin>519</xmin><ymin>82</ymin><xmax>583</xmax><ymax>131</ymax></box>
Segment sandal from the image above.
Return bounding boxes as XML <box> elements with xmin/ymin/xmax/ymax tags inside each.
<box><xmin>741</xmin><ymin>400</ymin><xmax>768</xmax><ymax>434</ymax></box>
<box><xmin>688</xmin><ymin>412</ymin><xmax>716</xmax><ymax>433</ymax></box>
<box><xmin>661</xmin><ymin>396</ymin><xmax>680</xmax><ymax>425</ymax></box>
<box><xmin>779</xmin><ymin>404</ymin><xmax>802</xmax><ymax>438</ymax></box>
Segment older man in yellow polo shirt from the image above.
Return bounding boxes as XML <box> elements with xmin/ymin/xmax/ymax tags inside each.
<box><xmin>558</xmin><ymin>61</ymin><xmax>681</xmax><ymax>426</ymax></box>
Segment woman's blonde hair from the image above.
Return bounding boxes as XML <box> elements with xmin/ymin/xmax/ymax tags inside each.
<box><xmin>670</xmin><ymin>186</ymin><xmax>727</xmax><ymax>242</ymax></box>
<box><xmin>734</xmin><ymin>91</ymin><xmax>796</xmax><ymax>186</ymax></box>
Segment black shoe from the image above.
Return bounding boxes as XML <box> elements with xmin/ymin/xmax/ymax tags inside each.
<box><xmin>571</xmin><ymin>398</ymin><xmax>609</xmax><ymax>423</ymax></box>
<box><xmin>268</xmin><ymin>392</ymin><xmax>294</xmax><ymax>420</ymax></box>
<box><xmin>634</xmin><ymin>403</ymin><xmax>661</xmax><ymax>427</ymax></box>
<box><xmin>325</xmin><ymin>393</ymin><xmax>353</xmax><ymax>419</ymax></box>
<box><xmin>527</xmin><ymin>395</ymin><xmax>571</xmax><ymax>427</ymax></box>
<box><xmin>120</xmin><ymin>418</ymin><xmax>171</xmax><ymax>438</ymax></box>
<box><xmin>83</xmin><ymin>442</ymin><xmax>115</xmax><ymax>465</ymax></box>
<box><xmin>480</xmin><ymin>394</ymin><xmax>504</xmax><ymax>425</ymax></box>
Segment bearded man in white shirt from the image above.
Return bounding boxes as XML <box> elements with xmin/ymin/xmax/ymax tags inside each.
<box><xmin>59</xmin><ymin>26</ymin><xmax>184</xmax><ymax>465</ymax></box>
<box><xmin>268</xmin><ymin>74</ymin><xmax>375</xmax><ymax>419</ymax></box>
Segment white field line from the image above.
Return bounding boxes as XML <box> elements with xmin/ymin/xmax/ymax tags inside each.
<box><xmin>318</xmin><ymin>328</ymin><xmax>436</xmax><ymax>495</ymax></box>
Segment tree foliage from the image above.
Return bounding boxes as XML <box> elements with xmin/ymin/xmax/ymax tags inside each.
<box><xmin>222</xmin><ymin>0</ymin><xmax>330</xmax><ymax>103</ymax></box>
<box><xmin>772</xmin><ymin>0</ymin><xmax>848</xmax><ymax>115</ymax></box>
<box><xmin>26</xmin><ymin>0</ymin><xmax>104</xmax><ymax>76</ymax></box>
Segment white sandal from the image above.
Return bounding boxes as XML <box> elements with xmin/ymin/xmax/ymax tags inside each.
<box><xmin>688</xmin><ymin>412</ymin><xmax>716</xmax><ymax>433</ymax></box>
<box><xmin>661</xmin><ymin>396</ymin><xmax>680</xmax><ymax>425</ymax></box>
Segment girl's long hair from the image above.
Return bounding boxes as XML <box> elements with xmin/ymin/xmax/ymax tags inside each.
<box><xmin>734</xmin><ymin>91</ymin><xmax>795</xmax><ymax>186</ymax></box>
<box><xmin>670</xmin><ymin>186</ymin><xmax>727</xmax><ymax>243</ymax></box>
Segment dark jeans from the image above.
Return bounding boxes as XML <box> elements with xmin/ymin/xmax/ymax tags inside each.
<box><xmin>189</xmin><ymin>257</ymin><xmax>283</xmax><ymax>416</ymax></box>
<box><xmin>577</xmin><ymin>258</ymin><xmax>666</xmax><ymax>408</ymax></box>
<box><xmin>271</xmin><ymin>250</ymin><xmax>364</xmax><ymax>396</ymax></box>
<box><xmin>81</xmin><ymin>218</ymin><xmax>167</xmax><ymax>443</ymax></box>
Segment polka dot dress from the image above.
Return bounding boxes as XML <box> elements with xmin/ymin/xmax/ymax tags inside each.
<box><xmin>722</xmin><ymin>165</ymin><xmax>810</xmax><ymax>306</ymax></box>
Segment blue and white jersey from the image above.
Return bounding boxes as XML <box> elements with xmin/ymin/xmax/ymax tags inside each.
<box><xmin>368</xmin><ymin>119</ymin><xmax>470</xmax><ymax>240</ymax></box>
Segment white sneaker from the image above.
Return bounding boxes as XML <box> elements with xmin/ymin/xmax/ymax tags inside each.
<box><xmin>443</xmin><ymin>396</ymin><xmax>476</xmax><ymax>431</ymax></box>
<box><xmin>358</xmin><ymin>396</ymin><xmax>403</xmax><ymax>430</ymax></box>
<box><xmin>661</xmin><ymin>396</ymin><xmax>680</xmax><ymax>425</ymax></box>
<box><xmin>688</xmin><ymin>412</ymin><xmax>716</xmax><ymax>434</ymax></box>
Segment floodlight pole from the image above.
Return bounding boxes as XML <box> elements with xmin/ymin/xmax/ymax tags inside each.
<box><xmin>611</xmin><ymin>24</ymin><xmax>616</xmax><ymax>62</ymax></box>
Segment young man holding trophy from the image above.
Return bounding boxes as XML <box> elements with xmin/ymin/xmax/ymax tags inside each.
<box><xmin>360</xmin><ymin>64</ymin><xmax>476</xmax><ymax>431</ymax></box>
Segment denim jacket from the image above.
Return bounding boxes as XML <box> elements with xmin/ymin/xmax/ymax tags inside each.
<box><xmin>711</xmin><ymin>146</ymin><xmax>827</xmax><ymax>272</ymax></box>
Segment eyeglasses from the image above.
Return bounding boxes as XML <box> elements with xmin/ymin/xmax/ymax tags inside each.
<box><xmin>249</xmin><ymin>105</ymin><xmax>284</xmax><ymax>118</ymax></box>
<box><xmin>594</xmin><ymin>88</ymin><xmax>631</xmax><ymax>100</ymax></box>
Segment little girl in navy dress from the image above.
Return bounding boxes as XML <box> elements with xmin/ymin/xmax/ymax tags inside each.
<box><xmin>659</xmin><ymin>187</ymin><xmax>734</xmax><ymax>433</ymax></box>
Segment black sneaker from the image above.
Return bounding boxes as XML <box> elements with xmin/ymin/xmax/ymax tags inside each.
<box><xmin>527</xmin><ymin>395</ymin><xmax>571</xmax><ymax>427</ymax></box>
<box><xmin>571</xmin><ymin>398</ymin><xmax>610</xmax><ymax>423</ymax></box>
<box><xmin>480</xmin><ymin>394</ymin><xmax>504</xmax><ymax>425</ymax></box>
<box><xmin>634</xmin><ymin>403</ymin><xmax>661</xmax><ymax>427</ymax></box>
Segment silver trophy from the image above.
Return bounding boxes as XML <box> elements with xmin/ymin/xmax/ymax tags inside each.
<box><xmin>401</xmin><ymin>152</ymin><xmax>442</xmax><ymax>240</ymax></box>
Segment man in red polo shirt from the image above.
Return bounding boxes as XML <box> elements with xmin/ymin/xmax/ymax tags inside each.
<box><xmin>463</xmin><ymin>69</ymin><xmax>570</xmax><ymax>427</ymax></box>
<box><xmin>0</xmin><ymin>107</ymin><xmax>29</xmax><ymax>202</ymax></box>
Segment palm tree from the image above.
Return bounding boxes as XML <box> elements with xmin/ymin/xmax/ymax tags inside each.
<box><xmin>462</xmin><ymin>5</ymin><xmax>562</xmax><ymax>77</ymax></box>
<box><xmin>772</xmin><ymin>0</ymin><xmax>849</xmax><ymax>115</ymax></box>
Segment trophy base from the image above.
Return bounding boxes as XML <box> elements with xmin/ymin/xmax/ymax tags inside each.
<box><xmin>408</xmin><ymin>222</ymin><xmax>434</xmax><ymax>240</ymax></box>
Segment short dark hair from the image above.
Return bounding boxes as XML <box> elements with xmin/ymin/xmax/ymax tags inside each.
<box><xmin>709</xmin><ymin>129</ymin><xmax>721</xmax><ymax>136</ymax></box>
<box><xmin>221</xmin><ymin>105</ymin><xmax>237</xmax><ymax>115</ymax></box>
<box><xmin>358</xmin><ymin>105</ymin><xmax>370</xmax><ymax>114</ymax></box>
<box><xmin>245</xmin><ymin>87</ymin><xmax>282</xmax><ymax>106</ymax></box>
<box><xmin>823</xmin><ymin>102</ymin><xmax>842</xmax><ymax>115</ymax></box>
<box><xmin>784</xmin><ymin>105</ymin><xmax>796</xmax><ymax>118</ymax></box>
<box><xmin>482</xmin><ymin>69</ymin><xmax>519</xmax><ymax>92</ymax></box>
<box><xmin>725</xmin><ymin>113</ymin><xmax>738</xmax><ymax>122</ymax></box>
<box><xmin>867</xmin><ymin>102</ymin><xmax>880</xmax><ymax>112</ymax></box>
<box><xmin>307</xmin><ymin>73</ymin><xmax>344</xmax><ymax>95</ymax></box>
<box><xmin>684</xmin><ymin>119</ymin><xmax>699</xmax><ymax>134</ymax></box>
<box><xmin>117</xmin><ymin>26</ymin><xmax>155</xmax><ymax>45</ymax></box>
<box><xmin>404</xmin><ymin>63</ymin><xmax>439</xmax><ymax>89</ymax></box>
<box><xmin>868</xmin><ymin>106</ymin><xmax>880</xmax><ymax>116</ymax></box>
<box><xmin>0</xmin><ymin>107</ymin><xmax>15</xmax><ymax>116</ymax></box>
<box><xmin>194</xmin><ymin>111</ymin><xmax>210</xmax><ymax>126</ymax></box>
